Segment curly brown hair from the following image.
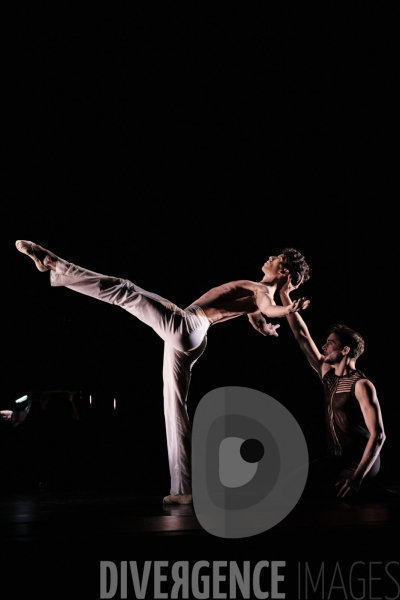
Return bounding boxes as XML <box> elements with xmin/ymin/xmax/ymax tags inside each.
<box><xmin>281</xmin><ymin>248</ymin><xmax>311</xmax><ymax>286</ymax></box>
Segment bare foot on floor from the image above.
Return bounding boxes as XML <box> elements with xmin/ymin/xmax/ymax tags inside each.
<box><xmin>163</xmin><ymin>494</ymin><xmax>193</xmax><ymax>505</ymax></box>
<box><xmin>15</xmin><ymin>240</ymin><xmax>57</xmax><ymax>272</ymax></box>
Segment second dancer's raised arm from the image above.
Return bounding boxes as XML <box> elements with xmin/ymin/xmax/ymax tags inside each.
<box><xmin>279</xmin><ymin>276</ymin><xmax>327</xmax><ymax>378</ymax></box>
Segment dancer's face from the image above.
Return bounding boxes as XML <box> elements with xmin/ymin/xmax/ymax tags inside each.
<box><xmin>322</xmin><ymin>334</ymin><xmax>347</xmax><ymax>364</ymax></box>
<box><xmin>262</xmin><ymin>254</ymin><xmax>286</xmax><ymax>279</ymax></box>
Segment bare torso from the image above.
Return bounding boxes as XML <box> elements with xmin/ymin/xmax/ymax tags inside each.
<box><xmin>190</xmin><ymin>280</ymin><xmax>275</xmax><ymax>325</ymax></box>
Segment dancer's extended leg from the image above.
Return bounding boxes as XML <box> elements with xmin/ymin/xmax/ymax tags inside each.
<box><xmin>162</xmin><ymin>338</ymin><xmax>207</xmax><ymax>504</ymax></box>
<box><xmin>16</xmin><ymin>240</ymin><xmax>210</xmax><ymax>501</ymax></box>
<box><xmin>16</xmin><ymin>241</ymin><xmax>209</xmax><ymax>352</ymax></box>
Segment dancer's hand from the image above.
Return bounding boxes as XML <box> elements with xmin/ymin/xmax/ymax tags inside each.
<box><xmin>280</xmin><ymin>274</ymin><xmax>303</xmax><ymax>295</ymax></box>
<box><xmin>335</xmin><ymin>475</ymin><xmax>362</xmax><ymax>498</ymax></box>
<box><xmin>264</xmin><ymin>323</ymin><xmax>280</xmax><ymax>337</ymax></box>
<box><xmin>287</xmin><ymin>297</ymin><xmax>310</xmax><ymax>314</ymax></box>
<box><xmin>248</xmin><ymin>312</ymin><xmax>280</xmax><ymax>336</ymax></box>
<box><xmin>0</xmin><ymin>410</ymin><xmax>13</xmax><ymax>422</ymax></box>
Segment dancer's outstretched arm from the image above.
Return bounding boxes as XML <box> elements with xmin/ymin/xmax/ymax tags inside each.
<box><xmin>248</xmin><ymin>288</ymin><xmax>310</xmax><ymax>335</ymax></box>
<box><xmin>279</xmin><ymin>277</ymin><xmax>328</xmax><ymax>378</ymax></box>
<box><xmin>256</xmin><ymin>293</ymin><xmax>310</xmax><ymax>319</ymax></box>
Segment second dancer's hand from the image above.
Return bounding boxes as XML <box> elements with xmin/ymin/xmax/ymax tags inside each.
<box><xmin>280</xmin><ymin>274</ymin><xmax>303</xmax><ymax>294</ymax></box>
<box><xmin>335</xmin><ymin>475</ymin><xmax>362</xmax><ymax>498</ymax></box>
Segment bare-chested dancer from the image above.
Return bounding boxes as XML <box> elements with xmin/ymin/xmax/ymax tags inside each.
<box><xmin>15</xmin><ymin>240</ymin><xmax>311</xmax><ymax>504</ymax></box>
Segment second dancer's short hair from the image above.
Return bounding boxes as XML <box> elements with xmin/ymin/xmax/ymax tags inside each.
<box><xmin>327</xmin><ymin>324</ymin><xmax>365</xmax><ymax>359</ymax></box>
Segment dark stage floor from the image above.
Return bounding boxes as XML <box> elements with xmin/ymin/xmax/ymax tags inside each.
<box><xmin>1</xmin><ymin>481</ymin><xmax>399</xmax><ymax>600</ymax></box>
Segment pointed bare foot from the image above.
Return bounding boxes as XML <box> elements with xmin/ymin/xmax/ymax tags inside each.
<box><xmin>15</xmin><ymin>240</ymin><xmax>57</xmax><ymax>272</ymax></box>
<box><xmin>163</xmin><ymin>493</ymin><xmax>193</xmax><ymax>505</ymax></box>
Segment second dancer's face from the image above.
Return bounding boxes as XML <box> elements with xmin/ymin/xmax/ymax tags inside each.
<box><xmin>322</xmin><ymin>334</ymin><xmax>345</xmax><ymax>364</ymax></box>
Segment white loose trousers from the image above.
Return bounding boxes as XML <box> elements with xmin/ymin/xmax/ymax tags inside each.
<box><xmin>50</xmin><ymin>258</ymin><xmax>210</xmax><ymax>494</ymax></box>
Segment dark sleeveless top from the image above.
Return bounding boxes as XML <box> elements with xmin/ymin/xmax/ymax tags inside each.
<box><xmin>322</xmin><ymin>369</ymin><xmax>371</xmax><ymax>459</ymax></box>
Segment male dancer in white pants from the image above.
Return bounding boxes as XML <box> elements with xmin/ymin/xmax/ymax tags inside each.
<box><xmin>15</xmin><ymin>240</ymin><xmax>311</xmax><ymax>504</ymax></box>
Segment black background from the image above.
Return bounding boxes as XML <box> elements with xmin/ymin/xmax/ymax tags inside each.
<box><xmin>1</xmin><ymin>5</ymin><xmax>399</xmax><ymax>591</ymax></box>
<box><xmin>3</xmin><ymin>3</ymin><xmax>398</xmax><ymax>477</ymax></box>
